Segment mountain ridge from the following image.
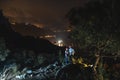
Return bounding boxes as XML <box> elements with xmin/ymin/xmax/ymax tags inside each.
<box><xmin>0</xmin><ymin>10</ymin><xmax>59</xmax><ymax>54</ymax></box>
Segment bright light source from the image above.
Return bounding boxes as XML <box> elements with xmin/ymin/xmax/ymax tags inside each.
<box><xmin>57</xmin><ymin>40</ymin><xmax>63</xmax><ymax>46</ymax></box>
<box><xmin>58</xmin><ymin>40</ymin><xmax>62</xmax><ymax>43</ymax></box>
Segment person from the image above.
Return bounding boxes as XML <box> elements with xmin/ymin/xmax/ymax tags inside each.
<box><xmin>68</xmin><ymin>46</ymin><xmax>75</xmax><ymax>56</ymax></box>
<box><xmin>64</xmin><ymin>47</ymin><xmax>69</xmax><ymax>64</ymax></box>
<box><xmin>68</xmin><ymin>45</ymin><xmax>75</xmax><ymax>63</ymax></box>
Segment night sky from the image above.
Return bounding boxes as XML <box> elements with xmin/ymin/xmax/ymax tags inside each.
<box><xmin>0</xmin><ymin>0</ymin><xmax>88</xmax><ymax>30</ymax></box>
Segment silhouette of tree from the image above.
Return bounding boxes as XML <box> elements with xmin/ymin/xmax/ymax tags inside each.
<box><xmin>67</xmin><ymin>0</ymin><xmax>120</xmax><ymax>57</ymax></box>
<box><xmin>66</xmin><ymin>0</ymin><xmax>120</xmax><ymax>79</ymax></box>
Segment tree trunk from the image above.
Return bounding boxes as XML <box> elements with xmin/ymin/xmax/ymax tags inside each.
<box><xmin>93</xmin><ymin>54</ymin><xmax>100</xmax><ymax>80</ymax></box>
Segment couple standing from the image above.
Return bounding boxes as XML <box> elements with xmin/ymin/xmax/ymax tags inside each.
<box><xmin>64</xmin><ymin>46</ymin><xmax>75</xmax><ymax>64</ymax></box>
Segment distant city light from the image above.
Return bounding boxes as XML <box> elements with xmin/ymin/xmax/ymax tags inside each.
<box><xmin>40</xmin><ymin>35</ymin><xmax>56</xmax><ymax>38</ymax></box>
<box><xmin>53</xmin><ymin>29</ymin><xmax>71</xmax><ymax>33</ymax></box>
<box><xmin>57</xmin><ymin>40</ymin><xmax>63</xmax><ymax>46</ymax></box>
<box><xmin>66</xmin><ymin>29</ymin><xmax>71</xmax><ymax>32</ymax></box>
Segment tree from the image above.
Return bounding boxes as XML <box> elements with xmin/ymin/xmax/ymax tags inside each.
<box><xmin>66</xmin><ymin>0</ymin><xmax>120</xmax><ymax>79</ymax></box>
<box><xmin>67</xmin><ymin>0</ymin><xmax>120</xmax><ymax>57</ymax></box>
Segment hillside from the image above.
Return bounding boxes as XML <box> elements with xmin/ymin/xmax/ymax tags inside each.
<box><xmin>0</xmin><ymin>10</ymin><xmax>59</xmax><ymax>53</ymax></box>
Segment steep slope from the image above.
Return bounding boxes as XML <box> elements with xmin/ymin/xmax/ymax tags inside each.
<box><xmin>0</xmin><ymin>10</ymin><xmax>59</xmax><ymax>53</ymax></box>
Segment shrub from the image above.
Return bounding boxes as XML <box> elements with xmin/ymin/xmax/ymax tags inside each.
<box><xmin>0</xmin><ymin>38</ymin><xmax>10</xmax><ymax>61</ymax></box>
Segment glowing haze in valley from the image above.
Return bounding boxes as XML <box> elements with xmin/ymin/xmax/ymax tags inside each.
<box><xmin>0</xmin><ymin>0</ymin><xmax>88</xmax><ymax>45</ymax></box>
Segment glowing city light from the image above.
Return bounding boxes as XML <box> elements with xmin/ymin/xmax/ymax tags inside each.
<box><xmin>57</xmin><ymin>40</ymin><xmax>63</xmax><ymax>46</ymax></box>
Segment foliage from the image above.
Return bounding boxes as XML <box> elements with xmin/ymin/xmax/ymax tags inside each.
<box><xmin>66</xmin><ymin>0</ymin><xmax>120</xmax><ymax>56</ymax></box>
<box><xmin>72</xmin><ymin>57</ymin><xmax>93</xmax><ymax>67</ymax></box>
<box><xmin>37</xmin><ymin>54</ymin><xmax>46</xmax><ymax>65</ymax></box>
<box><xmin>0</xmin><ymin>38</ymin><xmax>10</xmax><ymax>61</ymax></box>
<box><xmin>58</xmin><ymin>50</ymin><xmax>64</xmax><ymax>64</ymax></box>
<box><xmin>66</xmin><ymin>0</ymin><xmax>120</xmax><ymax>80</ymax></box>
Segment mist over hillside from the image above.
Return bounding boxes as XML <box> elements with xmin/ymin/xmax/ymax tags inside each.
<box><xmin>0</xmin><ymin>10</ymin><xmax>60</xmax><ymax>54</ymax></box>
